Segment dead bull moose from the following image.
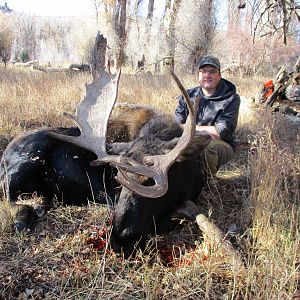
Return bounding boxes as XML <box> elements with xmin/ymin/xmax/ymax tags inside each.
<box><xmin>0</xmin><ymin>69</ymin><xmax>211</xmax><ymax>256</ymax></box>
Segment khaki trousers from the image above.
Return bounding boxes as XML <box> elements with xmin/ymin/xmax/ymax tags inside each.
<box><xmin>201</xmin><ymin>140</ymin><xmax>236</xmax><ymax>179</ymax></box>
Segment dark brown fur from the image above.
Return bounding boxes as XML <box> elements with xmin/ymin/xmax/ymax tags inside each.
<box><xmin>108</xmin><ymin>104</ymin><xmax>157</xmax><ymax>142</ymax></box>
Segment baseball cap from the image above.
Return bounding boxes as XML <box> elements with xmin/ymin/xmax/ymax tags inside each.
<box><xmin>198</xmin><ymin>55</ymin><xmax>221</xmax><ymax>70</ymax></box>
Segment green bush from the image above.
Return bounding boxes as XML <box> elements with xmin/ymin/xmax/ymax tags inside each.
<box><xmin>20</xmin><ymin>50</ymin><xmax>30</xmax><ymax>62</ymax></box>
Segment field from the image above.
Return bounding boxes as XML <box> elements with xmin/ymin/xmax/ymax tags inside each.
<box><xmin>0</xmin><ymin>66</ymin><xmax>299</xmax><ymax>299</ymax></box>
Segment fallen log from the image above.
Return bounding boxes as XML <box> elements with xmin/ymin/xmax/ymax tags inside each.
<box><xmin>69</xmin><ymin>63</ymin><xmax>91</xmax><ymax>73</ymax></box>
<box><xmin>258</xmin><ymin>64</ymin><xmax>300</xmax><ymax>117</ymax></box>
<box><xmin>13</xmin><ymin>60</ymin><xmax>38</xmax><ymax>67</ymax></box>
<box><xmin>33</xmin><ymin>63</ymin><xmax>92</xmax><ymax>74</ymax></box>
<box><xmin>33</xmin><ymin>64</ymin><xmax>70</xmax><ymax>73</ymax></box>
<box><xmin>278</xmin><ymin>99</ymin><xmax>300</xmax><ymax>113</ymax></box>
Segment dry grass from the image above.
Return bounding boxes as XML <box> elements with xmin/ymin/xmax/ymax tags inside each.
<box><xmin>0</xmin><ymin>67</ymin><xmax>299</xmax><ymax>299</ymax></box>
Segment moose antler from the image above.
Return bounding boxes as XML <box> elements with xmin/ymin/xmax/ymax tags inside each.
<box><xmin>50</xmin><ymin>69</ymin><xmax>121</xmax><ymax>160</ymax></box>
<box><xmin>94</xmin><ymin>70</ymin><xmax>209</xmax><ymax>198</ymax></box>
<box><xmin>50</xmin><ymin>33</ymin><xmax>124</xmax><ymax>163</ymax></box>
<box><xmin>52</xmin><ymin>64</ymin><xmax>207</xmax><ymax>198</ymax></box>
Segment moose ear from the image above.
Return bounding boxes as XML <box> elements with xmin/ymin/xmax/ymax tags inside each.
<box><xmin>176</xmin><ymin>134</ymin><xmax>211</xmax><ymax>162</ymax></box>
<box><xmin>160</xmin><ymin>134</ymin><xmax>211</xmax><ymax>160</ymax></box>
<box><xmin>107</xmin><ymin>142</ymin><xmax>133</xmax><ymax>155</ymax></box>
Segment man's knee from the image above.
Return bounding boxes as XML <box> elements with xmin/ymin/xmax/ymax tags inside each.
<box><xmin>202</xmin><ymin>143</ymin><xmax>219</xmax><ymax>177</ymax></box>
<box><xmin>209</xmin><ymin>140</ymin><xmax>235</xmax><ymax>164</ymax></box>
<box><xmin>202</xmin><ymin>140</ymin><xmax>235</xmax><ymax>177</ymax></box>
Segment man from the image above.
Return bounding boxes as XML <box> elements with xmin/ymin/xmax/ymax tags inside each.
<box><xmin>175</xmin><ymin>55</ymin><xmax>240</xmax><ymax>183</ymax></box>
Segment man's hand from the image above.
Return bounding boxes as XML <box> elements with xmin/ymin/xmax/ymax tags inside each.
<box><xmin>195</xmin><ymin>125</ymin><xmax>220</xmax><ymax>140</ymax></box>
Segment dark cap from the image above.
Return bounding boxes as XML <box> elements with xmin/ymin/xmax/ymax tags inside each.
<box><xmin>198</xmin><ymin>55</ymin><xmax>221</xmax><ymax>70</ymax></box>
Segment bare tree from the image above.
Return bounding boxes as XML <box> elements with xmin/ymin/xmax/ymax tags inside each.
<box><xmin>227</xmin><ymin>0</ymin><xmax>243</xmax><ymax>34</ymax></box>
<box><xmin>113</xmin><ymin>0</ymin><xmax>127</xmax><ymax>68</ymax></box>
<box><xmin>123</xmin><ymin>0</ymin><xmax>156</xmax><ymax>70</ymax></box>
<box><xmin>145</xmin><ymin>0</ymin><xmax>155</xmax><ymax>42</ymax></box>
<box><xmin>0</xmin><ymin>14</ymin><xmax>14</xmax><ymax>67</ymax></box>
<box><xmin>248</xmin><ymin>0</ymin><xmax>300</xmax><ymax>45</ymax></box>
<box><xmin>165</xmin><ymin>0</ymin><xmax>215</xmax><ymax>72</ymax></box>
<box><xmin>93</xmin><ymin>0</ymin><xmax>102</xmax><ymax>27</ymax></box>
<box><xmin>147</xmin><ymin>0</ymin><xmax>155</xmax><ymax>20</ymax></box>
<box><xmin>132</xmin><ymin>0</ymin><xmax>143</xmax><ymax>47</ymax></box>
<box><xmin>163</xmin><ymin>0</ymin><xmax>182</xmax><ymax>71</ymax></box>
<box><xmin>90</xmin><ymin>0</ymin><xmax>217</xmax><ymax>72</ymax></box>
<box><xmin>97</xmin><ymin>0</ymin><xmax>128</xmax><ymax>68</ymax></box>
<box><xmin>13</xmin><ymin>15</ymin><xmax>39</xmax><ymax>61</ymax></box>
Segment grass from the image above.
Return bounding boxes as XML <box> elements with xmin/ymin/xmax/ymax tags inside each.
<box><xmin>0</xmin><ymin>66</ymin><xmax>299</xmax><ymax>299</ymax></box>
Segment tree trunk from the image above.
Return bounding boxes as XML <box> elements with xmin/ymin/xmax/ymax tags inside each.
<box><xmin>113</xmin><ymin>0</ymin><xmax>127</xmax><ymax>69</ymax></box>
<box><xmin>146</xmin><ymin>0</ymin><xmax>155</xmax><ymax>42</ymax></box>
<box><xmin>147</xmin><ymin>0</ymin><xmax>155</xmax><ymax>20</ymax></box>
<box><xmin>280</xmin><ymin>0</ymin><xmax>288</xmax><ymax>45</ymax></box>
<box><xmin>163</xmin><ymin>0</ymin><xmax>181</xmax><ymax>72</ymax></box>
<box><xmin>91</xmin><ymin>32</ymin><xmax>107</xmax><ymax>77</ymax></box>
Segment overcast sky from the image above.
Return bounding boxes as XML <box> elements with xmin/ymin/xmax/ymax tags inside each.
<box><xmin>2</xmin><ymin>0</ymin><xmax>96</xmax><ymax>16</ymax></box>
<box><xmin>2</xmin><ymin>0</ymin><xmax>166</xmax><ymax>17</ymax></box>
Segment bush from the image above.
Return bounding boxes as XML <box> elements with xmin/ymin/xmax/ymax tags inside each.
<box><xmin>19</xmin><ymin>50</ymin><xmax>30</xmax><ymax>63</ymax></box>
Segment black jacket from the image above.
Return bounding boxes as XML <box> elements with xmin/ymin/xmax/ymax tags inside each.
<box><xmin>175</xmin><ymin>78</ymin><xmax>240</xmax><ymax>150</ymax></box>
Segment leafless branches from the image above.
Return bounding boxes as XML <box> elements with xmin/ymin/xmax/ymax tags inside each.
<box><xmin>250</xmin><ymin>0</ymin><xmax>299</xmax><ymax>44</ymax></box>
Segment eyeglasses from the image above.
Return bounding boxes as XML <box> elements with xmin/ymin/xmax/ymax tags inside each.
<box><xmin>199</xmin><ymin>69</ymin><xmax>220</xmax><ymax>75</ymax></box>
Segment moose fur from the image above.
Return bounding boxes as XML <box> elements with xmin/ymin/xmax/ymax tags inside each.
<box><xmin>0</xmin><ymin>73</ymin><xmax>210</xmax><ymax>256</ymax></box>
<box><xmin>0</xmin><ymin>105</ymin><xmax>156</xmax><ymax>230</ymax></box>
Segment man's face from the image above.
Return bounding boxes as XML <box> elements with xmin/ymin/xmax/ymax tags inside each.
<box><xmin>198</xmin><ymin>65</ymin><xmax>221</xmax><ymax>93</ymax></box>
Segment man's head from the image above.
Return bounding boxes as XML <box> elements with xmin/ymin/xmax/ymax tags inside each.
<box><xmin>198</xmin><ymin>55</ymin><xmax>221</xmax><ymax>96</ymax></box>
<box><xmin>198</xmin><ymin>55</ymin><xmax>221</xmax><ymax>71</ymax></box>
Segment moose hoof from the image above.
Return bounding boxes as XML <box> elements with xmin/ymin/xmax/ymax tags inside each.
<box><xmin>14</xmin><ymin>221</ymin><xmax>29</xmax><ymax>233</ymax></box>
<box><xmin>14</xmin><ymin>205</ymin><xmax>35</xmax><ymax>233</ymax></box>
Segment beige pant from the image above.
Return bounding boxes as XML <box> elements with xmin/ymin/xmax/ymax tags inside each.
<box><xmin>201</xmin><ymin>140</ymin><xmax>236</xmax><ymax>178</ymax></box>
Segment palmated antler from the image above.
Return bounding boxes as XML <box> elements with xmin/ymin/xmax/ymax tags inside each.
<box><xmin>50</xmin><ymin>69</ymin><xmax>121</xmax><ymax>160</ymax></box>
<box><xmin>94</xmin><ymin>70</ymin><xmax>207</xmax><ymax>198</ymax></box>
<box><xmin>52</xmin><ymin>64</ymin><xmax>206</xmax><ymax>198</ymax></box>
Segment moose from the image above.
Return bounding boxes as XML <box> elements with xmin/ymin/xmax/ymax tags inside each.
<box><xmin>0</xmin><ymin>69</ymin><xmax>211</xmax><ymax>256</ymax></box>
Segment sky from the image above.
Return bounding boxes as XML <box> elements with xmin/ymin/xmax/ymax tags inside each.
<box><xmin>2</xmin><ymin>0</ymin><xmax>166</xmax><ymax>17</ymax></box>
<box><xmin>2</xmin><ymin>0</ymin><xmax>96</xmax><ymax>17</ymax></box>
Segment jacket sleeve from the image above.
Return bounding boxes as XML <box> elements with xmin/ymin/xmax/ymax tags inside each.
<box><xmin>175</xmin><ymin>95</ymin><xmax>188</xmax><ymax>124</ymax></box>
<box><xmin>214</xmin><ymin>94</ymin><xmax>240</xmax><ymax>140</ymax></box>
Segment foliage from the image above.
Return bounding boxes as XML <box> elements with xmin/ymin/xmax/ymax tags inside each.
<box><xmin>19</xmin><ymin>50</ymin><xmax>30</xmax><ymax>63</ymax></box>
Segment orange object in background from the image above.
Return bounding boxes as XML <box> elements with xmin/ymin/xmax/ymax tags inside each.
<box><xmin>263</xmin><ymin>80</ymin><xmax>274</xmax><ymax>98</ymax></box>
<box><xmin>264</xmin><ymin>80</ymin><xmax>274</xmax><ymax>89</ymax></box>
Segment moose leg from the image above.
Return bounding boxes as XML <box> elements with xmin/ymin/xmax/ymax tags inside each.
<box><xmin>172</xmin><ymin>200</ymin><xmax>203</xmax><ymax>221</ymax></box>
<box><xmin>13</xmin><ymin>196</ymin><xmax>52</xmax><ymax>232</ymax></box>
<box><xmin>14</xmin><ymin>205</ymin><xmax>35</xmax><ymax>232</ymax></box>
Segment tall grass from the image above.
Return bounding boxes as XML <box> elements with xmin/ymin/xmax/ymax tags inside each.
<box><xmin>0</xmin><ymin>67</ymin><xmax>299</xmax><ymax>299</ymax></box>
